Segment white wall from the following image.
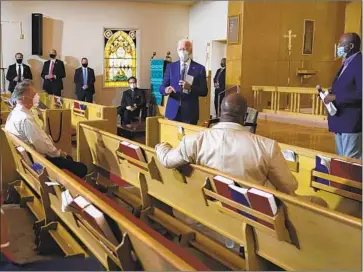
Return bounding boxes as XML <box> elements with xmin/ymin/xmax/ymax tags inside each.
<box><xmin>188</xmin><ymin>1</ymin><xmax>228</xmax><ymax>67</ymax></box>
<box><xmin>1</xmin><ymin>1</ymin><xmax>189</xmax><ymax>105</ymax></box>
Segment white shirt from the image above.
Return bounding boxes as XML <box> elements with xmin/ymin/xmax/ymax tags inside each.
<box><xmin>16</xmin><ymin>63</ymin><xmax>24</xmax><ymax>77</ymax></box>
<box><xmin>48</xmin><ymin>59</ymin><xmax>56</xmax><ymax>75</ymax></box>
<box><xmin>5</xmin><ymin>104</ymin><xmax>61</xmax><ymax>157</ymax></box>
<box><xmin>180</xmin><ymin>58</ymin><xmax>191</xmax><ymax>80</ymax></box>
<box><xmin>156</xmin><ymin>122</ymin><xmax>298</xmax><ymax>195</ymax></box>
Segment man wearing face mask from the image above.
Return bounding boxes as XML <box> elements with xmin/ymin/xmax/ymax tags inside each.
<box><xmin>41</xmin><ymin>49</ymin><xmax>66</xmax><ymax>96</ymax></box>
<box><xmin>213</xmin><ymin>58</ymin><xmax>226</xmax><ymax>117</ymax></box>
<box><xmin>159</xmin><ymin>39</ymin><xmax>208</xmax><ymax>125</ymax></box>
<box><xmin>324</xmin><ymin>32</ymin><xmax>362</xmax><ymax>159</ymax></box>
<box><xmin>5</xmin><ymin>80</ymin><xmax>88</xmax><ymax>178</ymax></box>
<box><xmin>5</xmin><ymin>53</ymin><xmax>33</xmax><ymax>93</ymax></box>
<box><xmin>74</xmin><ymin>58</ymin><xmax>96</xmax><ymax>102</ymax></box>
<box><xmin>118</xmin><ymin>77</ymin><xmax>146</xmax><ymax>126</ymax></box>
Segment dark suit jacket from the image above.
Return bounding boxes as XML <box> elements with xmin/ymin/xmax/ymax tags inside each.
<box><xmin>6</xmin><ymin>63</ymin><xmax>33</xmax><ymax>92</ymax></box>
<box><xmin>159</xmin><ymin>60</ymin><xmax>208</xmax><ymax>124</ymax></box>
<box><xmin>74</xmin><ymin>67</ymin><xmax>96</xmax><ymax>95</ymax></box>
<box><xmin>328</xmin><ymin>52</ymin><xmax>362</xmax><ymax>133</ymax></box>
<box><xmin>213</xmin><ymin>68</ymin><xmax>226</xmax><ymax>92</ymax></box>
<box><xmin>41</xmin><ymin>59</ymin><xmax>66</xmax><ymax>92</ymax></box>
<box><xmin>120</xmin><ymin>88</ymin><xmax>146</xmax><ymax>110</ymax></box>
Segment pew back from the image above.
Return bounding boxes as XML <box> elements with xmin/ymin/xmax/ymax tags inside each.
<box><xmin>146</xmin><ymin>117</ymin><xmax>362</xmax><ymax>216</ymax></box>
<box><xmin>41</xmin><ymin>94</ymin><xmax>117</xmax><ymax>134</ymax></box>
<box><xmin>78</xmin><ymin>122</ymin><xmax>362</xmax><ymax>271</ymax></box>
<box><xmin>2</xmin><ymin>127</ymin><xmax>209</xmax><ymax>271</ymax></box>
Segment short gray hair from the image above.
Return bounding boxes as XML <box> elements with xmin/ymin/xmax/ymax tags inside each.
<box><xmin>12</xmin><ymin>79</ymin><xmax>33</xmax><ymax>101</ymax></box>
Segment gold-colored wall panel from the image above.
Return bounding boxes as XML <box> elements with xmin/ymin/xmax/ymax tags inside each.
<box><xmin>228</xmin><ymin>1</ymin><xmax>346</xmax><ymax>106</ymax></box>
<box><xmin>345</xmin><ymin>1</ymin><xmax>362</xmax><ymax>34</ymax></box>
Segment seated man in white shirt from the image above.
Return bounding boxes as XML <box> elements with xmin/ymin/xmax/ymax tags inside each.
<box><xmin>5</xmin><ymin>80</ymin><xmax>87</xmax><ymax>178</ymax></box>
<box><xmin>156</xmin><ymin>93</ymin><xmax>298</xmax><ymax>195</ymax></box>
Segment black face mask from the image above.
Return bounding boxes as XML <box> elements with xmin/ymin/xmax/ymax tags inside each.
<box><xmin>221</xmin><ymin>63</ymin><xmax>226</xmax><ymax>68</ymax></box>
<box><xmin>16</xmin><ymin>59</ymin><xmax>23</xmax><ymax>64</ymax></box>
<box><xmin>50</xmin><ymin>54</ymin><xmax>56</xmax><ymax>59</ymax></box>
<box><xmin>82</xmin><ymin>63</ymin><xmax>88</xmax><ymax>68</ymax></box>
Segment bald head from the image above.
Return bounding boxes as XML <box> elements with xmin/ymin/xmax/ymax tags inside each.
<box><xmin>338</xmin><ymin>32</ymin><xmax>361</xmax><ymax>58</ymax></box>
<box><xmin>220</xmin><ymin>93</ymin><xmax>248</xmax><ymax>125</ymax></box>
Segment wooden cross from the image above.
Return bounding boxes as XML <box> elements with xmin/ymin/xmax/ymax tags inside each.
<box><xmin>284</xmin><ymin>30</ymin><xmax>297</xmax><ymax>54</ymax></box>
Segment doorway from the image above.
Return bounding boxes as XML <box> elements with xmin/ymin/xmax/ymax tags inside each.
<box><xmin>210</xmin><ymin>40</ymin><xmax>227</xmax><ymax>118</ymax></box>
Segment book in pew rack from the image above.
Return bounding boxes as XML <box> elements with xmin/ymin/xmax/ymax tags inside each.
<box><xmin>314</xmin><ymin>155</ymin><xmax>331</xmax><ymax>185</ymax></box>
<box><xmin>212</xmin><ymin>176</ymin><xmax>238</xmax><ymax>212</ymax></box>
<box><xmin>247</xmin><ymin>188</ymin><xmax>278</xmax><ymax>229</ymax></box>
<box><xmin>330</xmin><ymin>159</ymin><xmax>362</xmax><ymax>194</ymax></box>
<box><xmin>228</xmin><ymin>185</ymin><xmax>256</xmax><ymax>221</ymax></box>
<box><xmin>61</xmin><ymin>190</ymin><xmax>118</xmax><ymax>245</ymax></box>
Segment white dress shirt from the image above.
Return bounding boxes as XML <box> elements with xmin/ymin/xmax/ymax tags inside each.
<box><xmin>5</xmin><ymin>104</ymin><xmax>61</xmax><ymax>157</ymax></box>
<box><xmin>16</xmin><ymin>64</ymin><xmax>24</xmax><ymax>78</ymax></box>
<box><xmin>156</xmin><ymin>122</ymin><xmax>298</xmax><ymax>195</ymax></box>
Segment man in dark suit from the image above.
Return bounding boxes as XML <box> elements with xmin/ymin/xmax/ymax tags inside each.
<box><xmin>41</xmin><ymin>49</ymin><xmax>66</xmax><ymax>96</ymax></box>
<box><xmin>324</xmin><ymin>32</ymin><xmax>362</xmax><ymax>159</ymax></box>
<box><xmin>5</xmin><ymin>53</ymin><xmax>33</xmax><ymax>93</ymax></box>
<box><xmin>213</xmin><ymin>58</ymin><xmax>226</xmax><ymax>117</ymax></box>
<box><xmin>118</xmin><ymin>77</ymin><xmax>146</xmax><ymax>126</ymax></box>
<box><xmin>159</xmin><ymin>39</ymin><xmax>208</xmax><ymax>125</ymax></box>
<box><xmin>74</xmin><ymin>58</ymin><xmax>96</xmax><ymax>102</ymax></box>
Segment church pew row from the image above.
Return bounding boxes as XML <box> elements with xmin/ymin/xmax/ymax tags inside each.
<box><xmin>146</xmin><ymin>117</ymin><xmax>362</xmax><ymax>217</ymax></box>
<box><xmin>77</xmin><ymin>121</ymin><xmax>362</xmax><ymax>271</ymax></box>
<box><xmin>0</xmin><ymin>107</ymin><xmax>72</xmax><ymax>190</ymax></box>
<box><xmin>2</xmin><ymin>128</ymin><xmax>210</xmax><ymax>271</ymax></box>
<box><xmin>40</xmin><ymin>94</ymin><xmax>117</xmax><ymax>135</ymax></box>
<box><xmin>1</xmin><ymin>92</ymin><xmax>72</xmax><ymax>155</ymax></box>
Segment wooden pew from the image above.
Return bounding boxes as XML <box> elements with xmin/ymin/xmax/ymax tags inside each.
<box><xmin>77</xmin><ymin>121</ymin><xmax>362</xmax><ymax>271</ymax></box>
<box><xmin>40</xmin><ymin>94</ymin><xmax>117</xmax><ymax>135</ymax></box>
<box><xmin>1</xmin><ymin>93</ymin><xmax>72</xmax><ymax>155</ymax></box>
<box><xmin>146</xmin><ymin>117</ymin><xmax>362</xmax><ymax>217</ymax></box>
<box><xmin>2</xmin><ymin>127</ymin><xmax>210</xmax><ymax>271</ymax></box>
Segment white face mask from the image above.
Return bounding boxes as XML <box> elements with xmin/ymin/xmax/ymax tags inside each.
<box><xmin>129</xmin><ymin>83</ymin><xmax>136</xmax><ymax>89</ymax></box>
<box><xmin>33</xmin><ymin>93</ymin><xmax>40</xmax><ymax>107</ymax></box>
<box><xmin>178</xmin><ymin>49</ymin><xmax>190</xmax><ymax>62</ymax></box>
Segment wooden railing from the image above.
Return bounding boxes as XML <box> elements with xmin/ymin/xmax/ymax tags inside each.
<box><xmin>252</xmin><ymin>86</ymin><xmax>328</xmax><ymax>120</ymax></box>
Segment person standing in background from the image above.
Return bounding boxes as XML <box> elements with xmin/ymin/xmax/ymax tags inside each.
<box><xmin>41</xmin><ymin>49</ymin><xmax>66</xmax><ymax>96</ymax></box>
<box><xmin>6</xmin><ymin>53</ymin><xmax>33</xmax><ymax>94</ymax></box>
<box><xmin>159</xmin><ymin>39</ymin><xmax>208</xmax><ymax>125</ymax></box>
<box><xmin>324</xmin><ymin>32</ymin><xmax>362</xmax><ymax>159</ymax></box>
<box><xmin>74</xmin><ymin>58</ymin><xmax>96</xmax><ymax>102</ymax></box>
<box><xmin>213</xmin><ymin>58</ymin><xmax>226</xmax><ymax>117</ymax></box>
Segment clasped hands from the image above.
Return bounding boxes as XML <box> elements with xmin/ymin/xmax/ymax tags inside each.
<box><xmin>126</xmin><ymin>104</ymin><xmax>137</xmax><ymax>111</ymax></box>
<box><xmin>165</xmin><ymin>80</ymin><xmax>191</xmax><ymax>94</ymax></box>
<box><xmin>13</xmin><ymin>77</ymin><xmax>24</xmax><ymax>82</ymax></box>
<box><xmin>45</xmin><ymin>74</ymin><xmax>56</xmax><ymax>80</ymax></box>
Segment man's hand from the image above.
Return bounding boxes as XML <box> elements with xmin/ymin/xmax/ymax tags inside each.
<box><xmin>179</xmin><ymin>80</ymin><xmax>191</xmax><ymax>91</ymax></box>
<box><xmin>45</xmin><ymin>74</ymin><xmax>53</xmax><ymax>79</ymax></box>
<box><xmin>126</xmin><ymin>106</ymin><xmax>132</xmax><ymax>111</ymax></box>
<box><xmin>214</xmin><ymin>82</ymin><xmax>219</xmax><ymax>88</ymax></box>
<box><xmin>13</xmin><ymin>77</ymin><xmax>18</xmax><ymax>82</ymax></box>
<box><xmin>82</xmin><ymin>85</ymin><xmax>88</xmax><ymax>90</ymax></box>
<box><xmin>324</xmin><ymin>94</ymin><xmax>336</xmax><ymax>104</ymax></box>
<box><xmin>60</xmin><ymin>151</ymin><xmax>67</xmax><ymax>158</ymax></box>
<box><xmin>165</xmin><ymin>86</ymin><xmax>175</xmax><ymax>94</ymax></box>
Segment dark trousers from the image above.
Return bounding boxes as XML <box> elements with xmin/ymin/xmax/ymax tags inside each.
<box><xmin>46</xmin><ymin>156</ymin><xmax>88</xmax><ymax>178</ymax></box>
<box><xmin>214</xmin><ymin>88</ymin><xmax>225</xmax><ymax>117</ymax></box>
<box><xmin>175</xmin><ymin>106</ymin><xmax>197</xmax><ymax>125</ymax></box>
<box><xmin>77</xmin><ymin>91</ymin><xmax>93</xmax><ymax>103</ymax></box>
<box><xmin>123</xmin><ymin>108</ymin><xmax>141</xmax><ymax>124</ymax></box>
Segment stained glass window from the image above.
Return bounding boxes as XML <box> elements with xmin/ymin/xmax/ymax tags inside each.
<box><xmin>103</xmin><ymin>29</ymin><xmax>137</xmax><ymax>88</ymax></box>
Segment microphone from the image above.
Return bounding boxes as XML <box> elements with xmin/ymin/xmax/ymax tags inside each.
<box><xmin>316</xmin><ymin>85</ymin><xmax>337</xmax><ymax>116</ymax></box>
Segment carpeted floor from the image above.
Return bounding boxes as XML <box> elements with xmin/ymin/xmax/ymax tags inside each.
<box><xmin>2</xmin><ymin>204</ymin><xmax>57</xmax><ymax>264</ymax></box>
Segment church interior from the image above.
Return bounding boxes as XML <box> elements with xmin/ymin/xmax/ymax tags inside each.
<box><xmin>0</xmin><ymin>0</ymin><xmax>362</xmax><ymax>270</ymax></box>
